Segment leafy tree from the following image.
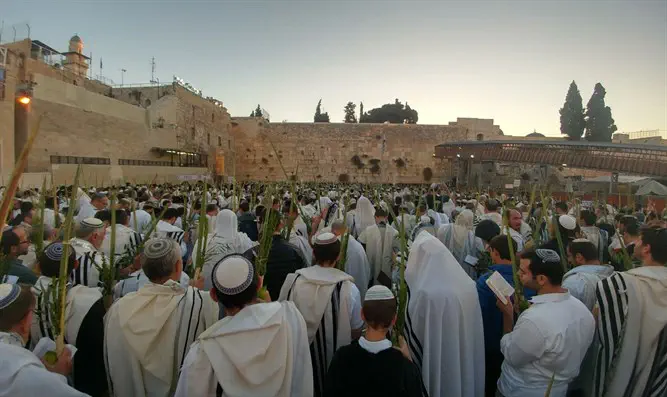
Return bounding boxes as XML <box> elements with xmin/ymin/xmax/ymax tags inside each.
<box><xmin>359</xmin><ymin>99</ymin><xmax>418</xmax><ymax>124</ymax></box>
<box><xmin>559</xmin><ymin>81</ymin><xmax>585</xmax><ymax>140</ymax></box>
<box><xmin>584</xmin><ymin>83</ymin><xmax>617</xmax><ymax>142</ymax></box>
<box><xmin>343</xmin><ymin>102</ymin><xmax>357</xmax><ymax>123</ymax></box>
<box><xmin>314</xmin><ymin>99</ymin><xmax>330</xmax><ymax>122</ymax></box>
<box><xmin>250</xmin><ymin>104</ymin><xmax>263</xmax><ymax>117</ymax></box>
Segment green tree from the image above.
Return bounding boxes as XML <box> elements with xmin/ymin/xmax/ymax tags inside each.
<box><xmin>251</xmin><ymin>104</ymin><xmax>262</xmax><ymax>117</ymax></box>
<box><xmin>559</xmin><ymin>81</ymin><xmax>585</xmax><ymax>140</ymax></box>
<box><xmin>359</xmin><ymin>102</ymin><xmax>364</xmax><ymax>123</ymax></box>
<box><xmin>584</xmin><ymin>83</ymin><xmax>617</xmax><ymax>142</ymax></box>
<box><xmin>343</xmin><ymin>102</ymin><xmax>357</xmax><ymax>123</ymax></box>
<box><xmin>359</xmin><ymin>99</ymin><xmax>418</xmax><ymax>124</ymax></box>
<box><xmin>314</xmin><ymin>99</ymin><xmax>330</xmax><ymax>122</ymax></box>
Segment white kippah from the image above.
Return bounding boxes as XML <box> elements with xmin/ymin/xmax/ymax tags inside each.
<box><xmin>211</xmin><ymin>255</ymin><xmax>254</xmax><ymax>296</ymax></box>
<box><xmin>420</xmin><ymin>215</ymin><xmax>431</xmax><ymax>224</ymax></box>
<box><xmin>559</xmin><ymin>215</ymin><xmax>577</xmax><ymax>230</ymax></box>
<box><xmin>365</xmin><ymin>285</ymin><xmax>395</xmax><ymax>302</ymax></box>
<box><xmin>314</xmin><ymin>232</ymin><xmax>338</xmax><ymax>246</ymax></box>
<box><xmin>81</xmin><ymin>218</ymin><xmax>103</xmax><ymax>228</ymax></box>
<box><xmin>572</xmin><ymin>238</ymin><xmax>591</xmax><ymax>243</ymax></box>
<box><xmin>0</xmin><ymin>284</ymin><xmax>20</xmax><ymax>310</ymax></box>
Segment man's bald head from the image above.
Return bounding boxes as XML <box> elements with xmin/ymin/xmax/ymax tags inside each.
<box><xmin>331</xmin><ymin>219</ymin><xmax>346</xmax><ymax>236</ymax></box>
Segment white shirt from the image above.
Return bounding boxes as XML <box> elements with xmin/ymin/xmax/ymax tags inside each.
<box><xmin>498</xmin><ymin>292</ymin><xmax>595</xmax><ymax>397</ymax></box>
<box><xmin>358</xmin><ymin>336</ymin><xmax>392</xmax><ymax>354</ymax></box>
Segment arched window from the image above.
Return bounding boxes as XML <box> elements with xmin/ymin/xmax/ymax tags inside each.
<box><xmin>476</xmin><ymin>133</ymin><xmax>484</xmax><ymax>141</ymax></box>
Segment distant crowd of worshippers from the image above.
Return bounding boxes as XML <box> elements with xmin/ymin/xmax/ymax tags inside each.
<box><xmin>0</xmin><ymin>182</ymin><xmax>666</xmax><ymax>397</ymax></box>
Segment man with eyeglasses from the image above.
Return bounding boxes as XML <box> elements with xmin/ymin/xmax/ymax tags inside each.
<box><xmin>0</xmin><ymin>226</ymin><xmax>37</xmax><ymax>285</ymax></box>
<box><xmin>593</xmin><ymin>226</ymin><xmax>667</xmax><ymax>397</ymax></box>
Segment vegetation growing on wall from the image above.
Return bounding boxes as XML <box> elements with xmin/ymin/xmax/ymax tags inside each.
<box><xmin>351</xmin><ymin>155</ymin><xmax>365</xmax><ymax>169</ymax></box>
<box><xmin>261</xmin><ymin>157</ymin><xmax>269</xmax><ymax>164</ymax></box>
<box><xmin>338</xmin><ymin>173</ymin><xmax>350</xmax><ymax>183</ymax></box>
<box><xmin>369</xmin><ymin>159</ymin><xmax>381</xmax><ymax>174</ymax></box>
<box><xmin>394</xmin><ymin>158</ymin><xmax>406</xmax><ymax>168</ymax></box>
<box><xmin>422</xmin><ymin>167</ymin><xmax>433</xmax><ymax>181</ymax></box>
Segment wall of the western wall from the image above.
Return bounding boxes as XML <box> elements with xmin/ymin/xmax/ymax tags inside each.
<box><xmin>230</xmin><ymin>121</ymin><xmax>470</xmax><ymax>184</ymax></box>
<box><xmin>25</xmin><ymin>74</ymin><xmax>178</xmax><ymax>174</ymax></box>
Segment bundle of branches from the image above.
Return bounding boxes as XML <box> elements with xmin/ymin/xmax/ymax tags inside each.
<box><xmin>336</xmin><ymin>196</ymin><xmax>352</xmax><ymax>272</ymax></box>
<box><xmin>387</xmin><ymin>205</ymin><xmax>409</xmax><ymax>346</ymax></box>
<box><xmin>45</xmin><ymin>165</ymin><xmax>81</xmax><ymax>363</ymax></box>
<box><xmin>257</xmin><ymin>206</ymin><xmax>281</xmax><ymax>277</ymax></box>
<box><xmin>96</xmin><ymin>192</ymin><xmax>118</xmax><ymax>309</ymax></box>
<box><xmin>33</xmin><ymin>178</ymin><xmax>48</xmax><ymax>256</ymax></box>
<box><xmin>193</xmin><ymin>183</ymin><xmax>209</xmax><ymax>281</ymax></box>
<box><xmin>503</xmin><ymin>209</ymin><xmax>529</xmax><ymax>313</ymax></box>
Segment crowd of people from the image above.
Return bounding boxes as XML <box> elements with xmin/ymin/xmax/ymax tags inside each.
<box><xmin>0</xmin><ymin>181</ymin><xmax>666</xmax><ymax>397</ymax></box>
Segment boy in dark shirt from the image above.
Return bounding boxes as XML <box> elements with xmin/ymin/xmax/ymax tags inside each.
<box><xmin>324</xmin><ymin>285</ymin><xmax>425</xmax><ymax>397</ymax></box>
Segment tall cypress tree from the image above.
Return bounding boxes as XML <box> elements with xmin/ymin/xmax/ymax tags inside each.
<box><xmin>343</xmin><ymin>102</ymin><xmax>357</xmax><ymax>123</ymax></box>
<box><xmin>559</xmin><ymin>81</ymin><xmax>585</xmax><ymax>140</ymax></box>
<box><xmin>585</xmin><ymin>83</ymin><xmax>617</xmax><ymax>142</ymax></box>
<box><xmin>359</xmin><ymin>102</ymin><xmax>364</xmax><ymax>123</ymax></box>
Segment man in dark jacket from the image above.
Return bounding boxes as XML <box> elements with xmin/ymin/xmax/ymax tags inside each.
<box><xmin>237</xmin><ymin>201</ymin><xmax>258</xmax><ymax>241</ymax></box>
<box><xmin>263</xmin><ymin>209</ymin><xmax>308</xmax><ymax>300</ymax></box>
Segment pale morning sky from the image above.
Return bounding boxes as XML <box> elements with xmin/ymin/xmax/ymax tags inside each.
<box><xmin>2</xmin><ymin>0</ymin><xmax>666</xmax><ymax>136</ymax></box>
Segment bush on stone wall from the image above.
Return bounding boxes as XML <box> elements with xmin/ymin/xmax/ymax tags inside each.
<box><xmin>338</xmin><ymin>173</ymin><xmax>350</xmax><ymax>183</ymax></box>
<box><xmin>351</xmin><ymin>155</ymin><xmax>364</xmax><ymax>169</ymax></box>
<box><xmin>423</xmin><ymin>167</ymin><xmax>433</xmax><ymax>181</ymax></box>
<box><xmin>261</xmin><ymin>158</ymin><xmax>269</xmax><ymax>164</ymax></box>
<box><xmin>369</xmin><ymin>159</ymin><xmax>381</xmax><ymax>174</ymax></box>
<box><xmin>394</xmin><ymin>158</ymin><xmax>406</xmax><ymax>168</ymax></box>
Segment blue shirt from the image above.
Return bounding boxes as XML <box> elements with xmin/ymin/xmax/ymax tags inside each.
<box><xmin>476</xmin><ymin>264</ymin><xmax>536</xmax><ymax>356</ymax></box>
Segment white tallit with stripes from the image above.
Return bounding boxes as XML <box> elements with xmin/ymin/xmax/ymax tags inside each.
<box><xmin>104</xmin><ymin>280</ymin><xmax>218</xmax><ymax>397</ymax></box>
<box><xmin>69</xmin><ymin>237</ymin><xmax>106</xmax><ymax>288</ymax></box>
<box><xmin>30</xmin><ymin>276</ymin><xmax>102</xmax><ymax>348</ymax></box>
<box><xmin>153</xmin><ymin>220</ymin><xmax>188</xmax><ymax>257</ymax></box>
<box><xmin>100</xmin><ymin>223</ymin><xmax>142</xmax><ymax>265</ymax></box>
<box><xmin>278</xmin><ymin>265</ymin><xmax>354</xmax><ymax>396</ymax></box>
<box><xmin>593</xmin><ymin>266</ymin><xmax>667</xmax><ymax>397</ymax></box>
<box><xmin>403</xmin><ymin>232</ymin><xmax>485</xmax><ymax>397</ymax></box>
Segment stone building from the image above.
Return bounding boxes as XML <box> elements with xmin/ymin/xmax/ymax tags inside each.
<box><xmin>1</xmin><ymin>35</ymin><xmax>233</xmax><ymax>186</ymax></box>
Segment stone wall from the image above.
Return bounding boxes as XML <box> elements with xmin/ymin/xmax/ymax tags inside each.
<box><xmin>230</xmin><ymin>121</ymin><xmax>477</xmax><ymax>184</ymax></box>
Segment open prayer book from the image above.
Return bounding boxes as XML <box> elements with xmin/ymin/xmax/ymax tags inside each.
<box><xmin>485</xmin><ymin>271</ymin><xmax>515</xmax><ymax>305</ymax></box>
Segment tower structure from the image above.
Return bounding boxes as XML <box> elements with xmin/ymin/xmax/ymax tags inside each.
<box><xmin>62</xmin><ymin>34</ymin><xmax>90</xmax><ymax>77</ymax></box>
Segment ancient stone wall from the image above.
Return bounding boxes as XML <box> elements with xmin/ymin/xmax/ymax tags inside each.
<box><xmin>230</xmin><ymin>121</ymin><xmax>474</xmax><ymax>184</ymax></box>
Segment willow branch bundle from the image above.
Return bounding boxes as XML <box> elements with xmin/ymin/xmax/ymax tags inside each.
<box><xmin>257</xmin><ymin>187</ymin><xmax>280</xmax><ymax>277</ymax></box>
<box><xmin>55</xmin><ymin>165</ymin><xmax>81</xmax><ymax>356</ymax></box>
<box><xmin>386</xmin><ymin>204</ymin><xmax>409</xmax><ymax>346</ymax></box>
<box><xmin>193</xmin><ymin>183</ymin><xmax>208</xmax><ymax>281</ymax></box>
<box><xmin>181</xmin><ymin>190</ymin><xmax>189</xmax><ymax>233</ymax></box>
<box><xmin>336</xmin><ymin>196</ymin><xmax>352</xmax><ymax>272</ymax></box>
<box><xmin>0</xmin><ymin>114</ymin><xmax>43</xmax><ymax>237</ymax></box>
<box><xmin>34</xmin><ymin>177</ymin><xmax>48</xmax><ymax>256</ymax></box>
<box><xmin>97</xmin><ymin>192</ymin><xmax>117</xmax><ymax>309</ymax></box>
<box><xmin>503</xmin><ymin>209</ymin><xmax>528</xmax><ymax>312</ymax></box>
<box><xmin>139</xmin><ymin>206</ymin><xmax>169</xmax><ymax>252</ymax></box>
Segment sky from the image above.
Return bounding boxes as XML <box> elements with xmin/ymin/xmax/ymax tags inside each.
<box><xmin>2</xmin><ymin>0</ymin><xmax>666</xmax><ymax>136</ymax></box>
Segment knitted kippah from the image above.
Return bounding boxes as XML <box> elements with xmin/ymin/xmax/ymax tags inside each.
<box><xmin>364</xmin><ymin>285</ymin><xmax>395</xmax><ymax>302</ymax></box>
<box><xmin>536</xmin><ymin>249</ymin><xmax>561</xmax><ymax>264</ymax></box>
<box><xmin>0</xmin><ymin>284</ymin><xmax>20</xmax><ymax>310</ymax></box>
<box><xmin>143</xmin><ymin>238</ymin><xmax>173</xmax><ymax>259</ymax></box>
<box><xmin>314</xmin><ymin>232</ymin><xmax>338</xmax><ymax>246</ymax></box>
<box><xmin>44</xmin><ymin>242</ymin><xmax>66</xmax><ymax>262</ymax></box>
<box><xmin>81</xmin><ymin>218</ymin><xmax>103</xmax><ymax>229</ymax></box>
<box><xmin>211</xmin><ymin>255</ymin><xmax>254</xmax><ymax>296</ymax></box>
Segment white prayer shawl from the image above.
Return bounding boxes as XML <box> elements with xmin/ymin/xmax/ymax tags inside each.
<box><xmin>69</xmin><ymin>237</ymin><xmax>105</xmax><ymax>288</ymax></box>
<box><xmin>129</xmin><ymin>209</ymin><xmax>152</xmax><ymax>234</ymax></box>
<box><xmin>100</xmin><ymin>223</ymin><xmax>142</xmax><ymax>264</ymax></box>
<box><xmin>278</xmin><ymin>266</ymin><xmax>354</xmax><ymax>396</ymax></box>
<box><xmin>154</xmin><ymin>220</ymin><xmax>188</xmax><ymax>257</ymax></box>
<box><xmin>0</xmin><ymin>335</ymin><xmax>89</xmax><ymax>397</ymax></box>
<box><xmin>361</xmin><ymin>223</ymin><xmax>399</xmax><ymax>284</ymax></box>
<box><xmin>436</xmin><ymin>224</ymin><xmax>484</xmax><ymax>278</ymax></box>
<box><xmin>30</xmin><ymin>276</ymin><xmax>102</xmax><ymax>348</ymax></box>
<box><xmin>289</xmin><ymin>224</ymin><xmax>313</xmax><ymax>267</ymax></box>
<box><xmin>482</xmin><ymin>212</ymin><xmax>503</xmax><ymax>227</ymax></box>
<box><xmin>105</xmin><ymin>281</ymin><xmax>218</xmax><ymax>397</ymax></box>
<box><xmin>302</xmin><ymin>204</ymin><xmax>318</xmax><ymax>219</ymax></box>
<box><xmin>594</xmin><ymin>266</ymin><xmax>667</xmax><ymax>397</ymax></box>
<box><xmin>392</xmin><ymin>213</ymin><xmax>417</xmax><ymax>240</ymax></box>
<box><xmin>42</xmin><ymin>207</ymin><xmax>64</xmax><ymax>228</ymax></box>
<box><xmin>174</xmin><ymin>301</ymin><xmax>313</xmax><ymax>397</ymax></box>
<box><xmin>442</xmin><ymin>200</ymin><xmax>456</xmax><ymax>218</ymax></box>
<box><xmin>354</xmin><ymin>196</ymin><xmax>375</xmax><ymax>238</ymax></box>
<box><xmin>191</xmin><ymin>210</ymin><xmax>256</xmax><ymax>291</ymax></box>
<box><xmin>112</xmin><ymin>269</ymin><xmax>191</xmax><ymax>301</ymax></box>
<box><xmin>427</xmin><ymin>209</ymin><xmax>444</xmax><ymax>229</ymax></box>
<box><xmin>344</xmin><ymin>236</ymin><xmax>371</xmax><ymax>300</ymax></box>
<box><xmin>404</xmin><ymin>232</ymin><xmax>485</xmax><ymax>397</ymax></box>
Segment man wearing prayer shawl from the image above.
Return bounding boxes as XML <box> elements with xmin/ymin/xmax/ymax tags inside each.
<box><xmin>129</xmin><ymin>200</ymin><xmax>154</xmax><ymax>234</ymax></box>
<box><xmin>191</xmin><ymin>209</ymin><xmax>256</xmax><ymax>291</ymax></box>
<box><xmin>69</xmin><ymin>217</ymin><xmax>108</xmax><ymax>288</ymax></box>
<box><xmin>403</xmin><ymin>232</ymin><xmax>485</xmax><ymax>397</ymax></box>
<box><xmin>30</xmin><ymin>242</ymin><xmax>107</xmax><ymax>396</ymax></box>
<box><xmin>100</xmin><ymin>209</ymin><xmax>142</xmax><ymax>269</ymax></box>
<box><xmin>323</xmin><ymin>285</ymin><xmax>424</xmax><ymax>397</ymax></box>
<box><xmin>437</xmin><ymin>209</ymin><xmax>485</xmax><ymax>278</ymax></box>
<box><xmin>579</xmin><ymin>209</ymin><xmax>610</xmax><ymax>263</ymax></box>
<box><xmin>279</xmin><ymin>232</ymin><xmax>364</xmax><ymax>397</ymax></box>
<box><xmin>331</xmin><ymin>220</ymin><xmax>371</xmax><ymax>299</ymax></box>
<box><xmin>153</xmin><ymin>208</ymin><xmax>188</xmax><ymax>257</ymax></box>
<box><xmin>75</xmin><ymin>192</ymin><xmax>108</xmax><ymax>225</ymax></box>
<box><xmin>593</xmin><ymin>226</ymin><xmax>667</xmax><ymax>397</ymax></box>
<box><xmin>353</xmin><ymin>196</ymin><xmax>376</xmax><ymax>238</ymax></box>
<box><xmin>105</xmin><ymin>238</ymin><xmax>218</xmax><ymax>397</ymax></box>
<box><xmin>0</xmin><ymin>283</ymin><xmax>88</xmax><ymax>397</ymax></box>
<box><xmin>43</xmin><ymin>196</ymin><xmax>65</xmax><ymax>228</ymax></box>
<box><xmin>174</xmin><ymin>254</ymin><xmax>313</xmax><ymax>397</ymax></box>
<box><xmin>284</xmin><ymin>202</ymin><xmax>313</xmax><ymax>266</ymax></box>
<box><xmin>358</xmin><ymin>208</ymin><xmax>399</xmax><ymax>288</ymax></box>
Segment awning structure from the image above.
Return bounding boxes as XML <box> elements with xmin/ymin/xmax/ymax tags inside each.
<box><xmin>150</xmin><ymin>147</ymin><xmax>208</xmax><ymax>167</ymax></box>
<box><xmin>635</xmin><ymin>180</ymin><xmax>667</xmax><ymax>196</ymax></box>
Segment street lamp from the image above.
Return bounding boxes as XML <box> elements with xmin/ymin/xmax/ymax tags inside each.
<box><xmin>17</xmin><ymin>96</ymin><xmax>31</xmax><ymax>105</ymax></box>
